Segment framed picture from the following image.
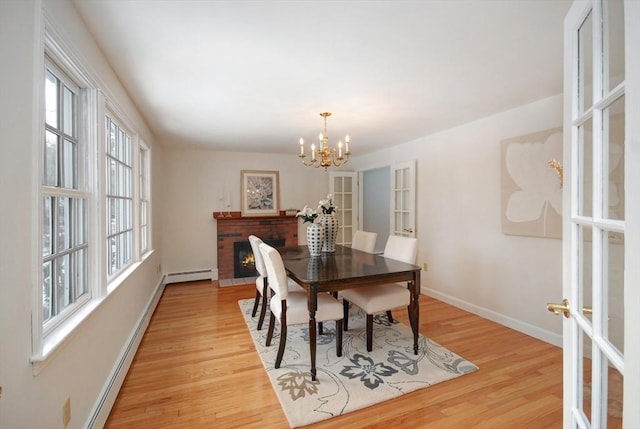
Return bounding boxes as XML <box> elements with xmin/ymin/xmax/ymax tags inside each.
<box><xmin>241</xmin><ymin>170</ymin><xmax>280</xmax><ymax>216</ymax></box>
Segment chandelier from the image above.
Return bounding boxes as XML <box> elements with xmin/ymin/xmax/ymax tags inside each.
<box><xmin>298</xmin><ymin>112</ymin><xmax>351</xmax><ymax>170</ymax></box>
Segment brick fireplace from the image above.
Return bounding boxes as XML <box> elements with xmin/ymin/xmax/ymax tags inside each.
<box><xmin>214</xmin><ymin>211</ymin><xmax>298</xmax><ymax>280</ymax></box>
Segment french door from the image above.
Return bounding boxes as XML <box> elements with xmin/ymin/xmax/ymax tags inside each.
<box><xmin>553</xmin><ymin>0</ymin><xmax>639</xmax><ymax>427</ymax></box>
<box><xmin>390</xmin><ymin>161</ymin><xmax>416</xmax><ymax>238</ymax></box>
<box><xmin>329</xmin><ymin>172</ymin><xmax>358</xmax><ymax>246</ymax></box>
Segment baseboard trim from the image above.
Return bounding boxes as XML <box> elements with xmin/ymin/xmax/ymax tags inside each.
<box><xmin>422</xmin><ymin>287</ymin><xmax>562</xmax><ymax>348</ymax></box>
<box><xmin>85</xmin><ymin>278</ymin><xmax>165</xmax><ymax>428</ymax></box>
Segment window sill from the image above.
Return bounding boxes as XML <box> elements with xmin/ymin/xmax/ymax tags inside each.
<box><xmin>31</xmin><ymin>250</ymin><xmax>155</xmax><ymax>375</ymax></box>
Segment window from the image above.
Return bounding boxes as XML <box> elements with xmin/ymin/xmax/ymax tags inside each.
<box><xmin>139</xmin><ymin>144</ymin><xmax>150</xmax><ymax>254</ymax></box>
<box><xmin>105</xmin><ymin>114</ymin><xmax>133</xmax><ymax>277</ymax></box>
<box><xmin>42</xmin><ymin>59</ymin><xmax>89</xmax><ymax>328</ymax></box>
<box><xmin>36</xmin><ymin>31</ymin><xmax>153</xmax><ymax>365</ymax></box>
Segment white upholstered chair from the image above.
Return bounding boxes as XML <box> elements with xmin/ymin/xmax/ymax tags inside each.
<box><xmin>341</xmin><ymin>235</ymin><xmax>418</xmax><ymax>352</ymax></box>
<box><xmin>259</xmin><ymin>243</ymin><xmax>343</xmax><ymax>369</ymax></box>
<box><xmin>351</xmin><ymin>230</ymin><xmax>378</xmax><ymax>254</ymax></box>
<box><xmin>248</xmin><ymin>235</ymin><xmax>303</xmax><ymax>330</ymax></box>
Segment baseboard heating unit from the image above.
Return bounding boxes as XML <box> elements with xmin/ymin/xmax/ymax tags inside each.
<box><xmin>164</xmin><ymin>269</ymin><xmax>213</xmax><ymax>284</ymax></box>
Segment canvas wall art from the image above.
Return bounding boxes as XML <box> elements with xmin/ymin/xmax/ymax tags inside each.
<box><xmin>501</xmin><ymin>128</ymin><xmax>563</xmax><ymax>239</ymax></box>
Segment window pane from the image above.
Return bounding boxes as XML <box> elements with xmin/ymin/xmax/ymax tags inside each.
<box><xmin>118</xmin><ymin>163</ymin><xmax>125</xmax><ymax>196</ymax></box>
<box><xmin>118</xmin><ymin>128</ymin><xmax>125</xmax><ymax>161</ymax></box>
<box><xmin>73</xmin><ymin>198</ymin><xmax>86</xmax><ymax>246</ymax></box>
<box><xmin>579</xmin><ymin>224</ymin><xmax>594</xmax><ymax>319</ymax></box>
<box><xmin>126</xmin><ymin>165</ymin><xmax>132</xmax><ymax>197</ymax></box>
<box><xmin>107</xmin><ymin>158</ymin><xmax>115</xmax><ymax>195</ymax></box>
<box><xmin>141</xmin><ymin>226</ymin><xmax>147</xmax><ymax>253</ymax></box>
<box><xmin>62</xmin><ymin>139</ymin><xmax>75</xmax><ymax>189</ymax></box>
<box><xmin>578</xmin><ymin>11</ymin><xmax>593</xmax><ymax>112</ymax></box>
<box><xmin>108</xmin><ymin>197</ymin><xmax>116</xmax><ymax>235</ymax></box>
<box><xmin>125</xmin><ymin>199</ymin><xmax>132</xmax><ymax>230</ymax></box>
<box><xmin>45</xmin><ymin>70</ymin><xmax>58</xmax><ymax>128</ymax></box>
<box><xmin>43</xmin><ymin>196</ymin><xmax>52</xmax><ymax>257</ymax></box>
<box><xmin>63</xmin><ymin>85</ymin><xmax>75</xmax><ymax>137</ymax></box>
<box><xmin>607</xmin><ymin>231</ymin><xmax>624</xmax><ymax>354</ymax></box>
<box><xmin>579</xmin><ymin>118</ymin><xmax>593</xmax><ymax>217</ymax></box>
<box><xmin>42</xmin><ymin>261</ymin><xmax>52</xmax><ymax>322</ymax></box>
<box><xmin>582</xmin><ymin>331</ymin><xmax>593</xmax><ymax>424</ymax></box>
<box><xmin>605</xmin><ymin>355</ymin><xmax>624</xmax><ymax>426</ymax></box>
<box><xmin>56</xmin><ymin>254</ymin><xmax>71</xmax><ymax>312</ymax></box>
<box><xmin>141</xmin><ymin>200</ymin><xmax>147</xmax><ymax>226</ymax></box>
<box><xmin>109</xmin><ymin>120</ymin><xmax>117</xmax><ymax>156</ymax></box>
<box><xmin>57</xmin><ymin>197</ymin><xmax>70</xmax><ymax>252</ymax></box>
<box><xmin>75</xmin><ymin>248</ymin><xmax>88</xmax><ymax>298</ymax></box>
<box><xmin>606</xmin><ymin>0</ymin><xmax>625</xmax><ymax>91</ymax></box>
<box><xmin>604</xmin><ymin>95</ymin><xmax>625</xmax><ymax>220</ymax></box>
<box><xmin>108</xmin><ymin>236</ymin><xmax>117</xmax><ymax>275</ymax></box>
<box><xmin>125</xmin><ymin>135</ymin><xmax>131</xmax><ymax>165</ymax></box>
<box><xmin>44</xmin><ymin>130</ymin><xmax>59</xmax><ymax>186</ymax></box>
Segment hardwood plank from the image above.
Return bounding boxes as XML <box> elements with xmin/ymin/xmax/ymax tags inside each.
<box><xmin>105</xmin><ymin>281</ymin><xmax>564</xmax><ymax>428</ymax></box>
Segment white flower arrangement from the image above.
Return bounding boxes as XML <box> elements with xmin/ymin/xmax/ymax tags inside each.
<box><xmin>318</xmin><ymin>194</ymin><xmax>337</xmax><ymax>215</ymax></box>
<box><xmin>296</xmin><ymin>205</ymin><xmax>319</xmax><ymax>223</ymax></box>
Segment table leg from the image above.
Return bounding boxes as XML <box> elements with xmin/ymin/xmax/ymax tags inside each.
<box><xmin>411</xmin><ymin>271</ymin><xmax>420</xmax><ymax>354</ymax></box>
<box><xmin>308</xmin><ymin>283</ymin><xmax>318</xmax><ymax>381</ymax></box>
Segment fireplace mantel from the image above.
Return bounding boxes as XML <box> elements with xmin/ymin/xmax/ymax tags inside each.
<box><xmin>212</xmin><ymin>210</ymin><xmax>296</xmax><ymax>221</ymax></box>
<box><xmin>215</xmin><ymin>211</ymin><xmax>298</xmax><ymax>280</ymax></box>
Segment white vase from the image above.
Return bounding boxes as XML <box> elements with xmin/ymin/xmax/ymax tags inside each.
<box><xmin>320</xmin><ymin>213</ymin><xmax>338</xmax><ymax>252</ymax></box>
<box><xmin>306</xmin><ymin>223</ymin><xmax>324</xmax><ymax>257</ymax></box>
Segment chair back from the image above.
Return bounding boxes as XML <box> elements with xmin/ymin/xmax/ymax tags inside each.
<box><xmin>351</xmin><ymin>230</ymin><xmax>378</xmax><ymax>253</ymax></box>
<box><xmin>383</xmin><ymin>235</ymin><xmax>418</xmax><ymax>264</ymax></box>
<box><xmin>259</xmin><ymin>243</ymin><xmax>289</xmax><ymax>299</ymax></box>
<box><xmin>248</xmin><ymin>235</ymin><xmax>266</xmax><ymax>277</ymax></box>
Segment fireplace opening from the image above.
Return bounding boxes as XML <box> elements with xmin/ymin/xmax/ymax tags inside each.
<box><xmin>233</xmin><ymin>239</ymin><xmax>285</xmax><ymax>278</ymax></box>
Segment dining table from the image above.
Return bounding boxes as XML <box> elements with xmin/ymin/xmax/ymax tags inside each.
<box><xmin>279</xmin><ymin>244</ymin><xmax>422</xmax><ymax>381</ymax></box>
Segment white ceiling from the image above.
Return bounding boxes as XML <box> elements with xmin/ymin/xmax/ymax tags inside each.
<box><xmin>72</xmin><ymin>0</ymin><xmax>572</xmax><ymax>156</ymax></box>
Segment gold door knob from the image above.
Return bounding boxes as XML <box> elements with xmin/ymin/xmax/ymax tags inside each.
<box><xmin>403</xmin><ymin>227</ymin><xmax>414</xmax><ymax>233</ymax></box>
<box><xmin>546</xmin><ymin>299</ymin><xmax>570</xmax><ymax>318</ymax></box>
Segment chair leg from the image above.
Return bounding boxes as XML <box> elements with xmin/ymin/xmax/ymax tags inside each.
<box><xmin>336</xmin><ymin>320</ymin><xmax>343</xmax><ymax>357</ymax></box>
<box><xmin>319</xmin><ymin>321</ymin><xmax>324</xmax><ymax>335</ymax></box>
<box><xmin>257</xmin><ymin>279</ymin><xmax>269</xmax><ymax>330</ymax></box>
<box><xmin>251</xmin><ymin>289</ymin><xmax>260</xmax><ymax>317</ymax></box>
<box><xmin>343</xmin><ymin>299</ymin><xmax>350</xmax><ymax>331</ymax></box>
<box><xmin>265</xmin><ymin>312</ymin><xmax>276</xmax><ymax>347</ymax></box>
<box><xmin>275</xmin><ymin>320</ymin><xmax>287</xmax><ymax>369</ymax></box>
<box><xmin>366</xmin><ymin>314</ymin><xmax>373</xmax><ymax>352</ymax></box>
<box><xmin>386</xmin><ymin>310</ymin><xmax>394</xmax><ymax>324</ymax></box>
<box><xmin>257</xmin><ymin>292</ymin><xmax>269</xmax><ymax>331</ymax></box>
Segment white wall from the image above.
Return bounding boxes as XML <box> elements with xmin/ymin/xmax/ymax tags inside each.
<box><xmin>0</xmin><ymin>1</ymin><xmax>164</xmax><ymax>428</ymax></box>
<box><xmin>350</xmin><ymin>95</ymin><xmax>565</xmax><ymax>344</ymax></box>
<box><xmin>161</xmin><ymin>148</ymin><xmax>331</xmax><ymax>274</ymax></box>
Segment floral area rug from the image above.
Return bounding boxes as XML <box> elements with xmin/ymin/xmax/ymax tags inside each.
<box><xmin>238</xmin><ymin>299</ymin><xmax>478</xmax><ymax>428</ymax></box>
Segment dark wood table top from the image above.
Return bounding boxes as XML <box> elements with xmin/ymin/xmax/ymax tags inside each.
<box><xmin>280</xmin><ymin>245</ymin><xmax>420</xmax><ymax>291</ymax></box>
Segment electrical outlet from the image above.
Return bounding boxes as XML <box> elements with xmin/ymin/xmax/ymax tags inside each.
<box><xmin>62</xmin><ymin>397</ymin><xmax>71</xmax><ymax>428</ymax></box>
<box><xmin>423</xmin><ymin>262</ymin><xmax>428</xmax><ymax>271</ymax></box>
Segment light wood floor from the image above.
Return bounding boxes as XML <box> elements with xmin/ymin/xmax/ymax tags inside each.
<box><xmin>105</xmin><ymin>281</ymin><xmax>563</xmax><ymax>428</ymax></box>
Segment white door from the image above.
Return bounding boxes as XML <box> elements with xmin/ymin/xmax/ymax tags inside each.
<box><xmin>552</xmin><ymin>0</ymin><xmax>639</xmax><ymax>427</ymax></box>
<box><xmin>329</xmin><ymin>172</ymin><xmax>358</xmax><ymax>246</ymax></box>
<box><xmin>390</xmin><ymin>160</ymin><xmax>416</xmax><ymax>237</ymax></box>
